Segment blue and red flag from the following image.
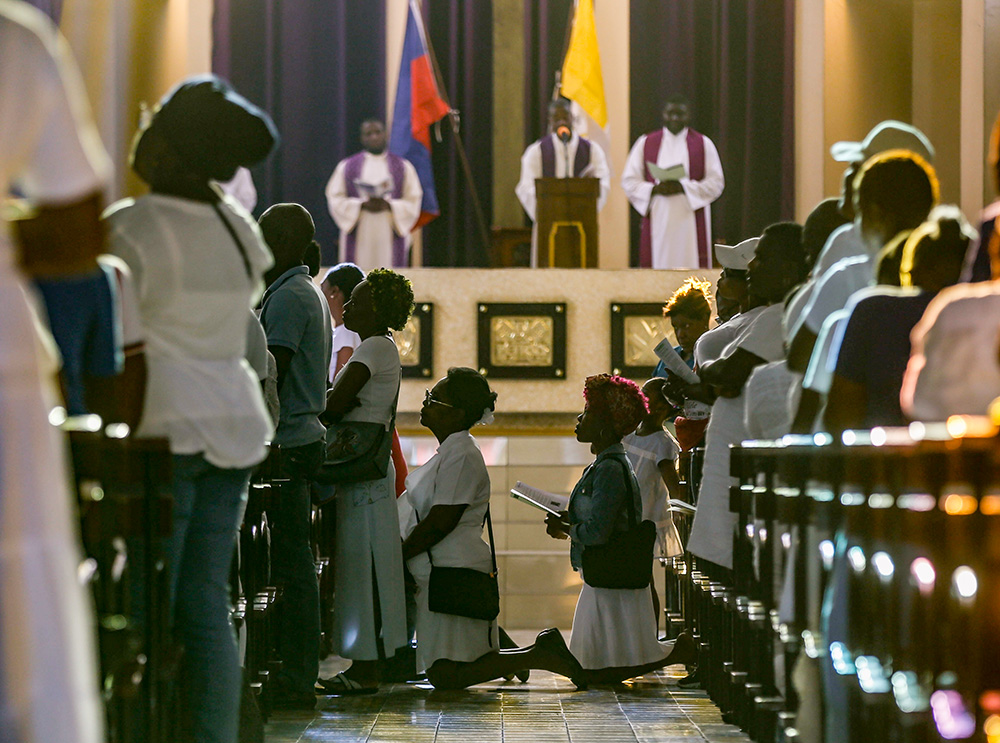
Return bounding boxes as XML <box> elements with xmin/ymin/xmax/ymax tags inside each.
<box><xmin>389</xmin><ymin>0</ymin><xmax>451</xmax><ymax>229</ymax></box>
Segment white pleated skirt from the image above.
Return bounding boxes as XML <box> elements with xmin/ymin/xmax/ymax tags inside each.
<box><xmin>569</xmin><ymin>579</ymin><xmax>674</xmax><ymax>671</ymax></box>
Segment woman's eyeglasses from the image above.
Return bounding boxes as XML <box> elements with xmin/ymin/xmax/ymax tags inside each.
<box><xmin>424</xmin><ymin>390</ymin><xmax>456</xmax><ymax>408</ymax></box>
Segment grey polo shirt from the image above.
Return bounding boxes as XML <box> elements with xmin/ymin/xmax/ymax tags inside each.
<box><xmin>260</xmin><ymin>266</ymin><xmax>332</xmax><ymax>447</ymax></box>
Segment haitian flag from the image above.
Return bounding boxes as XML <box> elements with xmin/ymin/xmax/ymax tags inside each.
<box><xmin>389</xmin><ymin>0</ymin><xmax>450</xmax><ymax>229</ymax></box>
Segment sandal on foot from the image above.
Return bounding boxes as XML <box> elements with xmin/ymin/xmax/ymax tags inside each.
<box><xmin>316</xmin><ymin>672</ymin><xmax>377</xmax><ymax>696</ymax></box>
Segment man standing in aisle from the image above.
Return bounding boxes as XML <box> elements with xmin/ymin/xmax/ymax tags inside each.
<box><xmin>623</xmin><ymin>97</ymin><xmax>725</xmax><ymax>269</ymax></box>
<box><xmin>325</xmin><ymin>119</ymin><xmax>423</xmax><ymax>269</ymax></box>
<box><xmin>515</xmin><ymin>97</ymin><xmax>610</xmax><ymax>266</ymax></box>
<box><xmin>258</xmin><ymin>203</ymin><xmax>332</xmax><ymax>708</ymax></box>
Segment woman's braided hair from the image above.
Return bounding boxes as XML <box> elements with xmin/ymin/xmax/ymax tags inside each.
<box><xmin>366</xmin><ymin>268</ymin><xmax>414</xmax><ymax>331</ymax></box>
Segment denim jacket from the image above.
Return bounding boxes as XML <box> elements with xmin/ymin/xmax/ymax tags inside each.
<box><xmin>567</xmin><ymin>443</ymin><xmax>642</xmax><ymax>570</ymax></box>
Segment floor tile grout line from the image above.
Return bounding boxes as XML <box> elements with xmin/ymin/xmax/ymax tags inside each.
<box><xmin>666</xmin><ymin>682</ymin><xmax>711</xmax><ymax>741</ymax></box>
<box><xmin>614</xmin><ymin>688</ymin><xmax>645</xmax><ymax>743</ymax></box>
<box><xmin>361</xmin><ymin>688</ymin><xmax>391</xmax><ymax>743</ymax></box>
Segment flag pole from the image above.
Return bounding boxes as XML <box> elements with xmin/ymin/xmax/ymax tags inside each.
<box><xmin>412</xmin><ymin>4</ymin><xmax>492</xmax><ymax>260</ymax></box>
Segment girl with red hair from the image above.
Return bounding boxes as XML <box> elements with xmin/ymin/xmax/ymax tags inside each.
<box><xmin>546</xmin><ymin>374</ymin><xmax>695</xmax><ymax>684</ymax></box>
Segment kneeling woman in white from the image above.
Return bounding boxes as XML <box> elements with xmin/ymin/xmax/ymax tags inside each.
<box><xmin>400</xmin><ymin>368</ymin><xmax>585</xmax><ymax>689</ymax></box>
<box><xmin>546</xmin><ymin>374</ymin><xmax>695</xmax><ymax>685</ymax></box>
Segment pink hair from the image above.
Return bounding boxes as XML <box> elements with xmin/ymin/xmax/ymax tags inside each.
<box><xmin>583</xmin><ymin>374</ymin><xmax>649</xmax><ymax>437</ymax></box>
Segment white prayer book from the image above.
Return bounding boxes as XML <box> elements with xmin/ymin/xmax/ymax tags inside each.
<box><xmin>646</xmin><ymin>161</ymin><xmax>686</xmax><ymax>182</ymax></box>
<box><xmin>654</xmin><ymin>338</ymin><xmax>700</xmax><ymax>384</ymax></box>
<box><xmin>510</xmin><ymin>482</ymin><xmax>568</xmax><ymax>516</ymax></box>
<box><xmin>668</xmin><ymin>498</ymin><xmax>697</xmax><ymax>515</ymax></box>
<box><xmin>353</xmin><ymin>178</ymin><xmax>392</xmax><ymax>199</ymax></box>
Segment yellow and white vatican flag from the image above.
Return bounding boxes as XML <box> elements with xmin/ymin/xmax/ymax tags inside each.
<box><xmin>559</xmin><ymin>0</ymin><xmax>613</xmax><ymax>174</ymax></box>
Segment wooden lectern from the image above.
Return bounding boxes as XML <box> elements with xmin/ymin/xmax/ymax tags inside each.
<box><xmin>535</xmin><ymin>177</ymin><xmax>600</xmax><ymax>267</ymax></box>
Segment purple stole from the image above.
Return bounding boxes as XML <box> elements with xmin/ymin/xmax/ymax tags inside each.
<box><xmin>539</xmin><ymin>134</ymin><xmax>592</xmax><ymax>178</ymax></box>
<box><xmin>343</xmin><ymin>151</ymin><xmax>408</xmax><ymax>267</ymax></box>
<box><xmin>639</xmin><ymin>128</ymin><xmax>709</xmax><ymax>268</ymax></box>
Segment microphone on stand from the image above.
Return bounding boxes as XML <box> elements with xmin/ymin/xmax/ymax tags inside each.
<box><xmin>556</xmin><ymin>125</ymin><xmax>571</xmax><ymax>143</ymax></box>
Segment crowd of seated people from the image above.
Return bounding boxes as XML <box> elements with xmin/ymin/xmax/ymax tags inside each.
<box><xmin>7</xmin><ymin>7</ymin><xmax>1000</xmax><ymax>738</ymax></box>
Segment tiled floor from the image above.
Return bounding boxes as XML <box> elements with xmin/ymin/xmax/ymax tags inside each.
<box><xmin>267</xmin><ymin>635</ymin><xmax>750</xmax><ymax>743</ymax></box>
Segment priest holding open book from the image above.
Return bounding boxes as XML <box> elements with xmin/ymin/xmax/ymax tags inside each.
<box><xmin>622</xmin><ymin>96</ymin><xmax>725</xmax><ymax>269</ymax></box>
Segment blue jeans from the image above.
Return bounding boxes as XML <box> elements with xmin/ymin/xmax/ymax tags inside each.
<box><xmin>168</xmin><ymin>454</ymin><xmax>251</xmax><ymax>743</ymax></box>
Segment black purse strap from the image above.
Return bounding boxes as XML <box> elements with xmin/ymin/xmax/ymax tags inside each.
<box><xmin>211</xmin><ymin>201</ymin><xmax>253</xmax><ymax>279</ymax></box>
<box><xmin>422</xmin><ymin>504</ymin><xmax>498</xmax><ymax>577</ymax></box>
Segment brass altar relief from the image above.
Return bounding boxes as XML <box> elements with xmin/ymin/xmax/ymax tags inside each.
<box><xmin>490</xmin><ymin>316</ymin><xmax>554</xmax><ymax>366</ymax></box>
<box><xmin>397</xmin><ymin>316</ymin><xmax>420</xmax><ymax>367</ymax></box>
<box><xmin>624</xmin><ymin>316</ymin><xmax>672</xmax><ymax>367</ymax></box>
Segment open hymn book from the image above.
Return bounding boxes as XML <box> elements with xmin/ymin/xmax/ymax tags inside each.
<box><xmin>510</xmin><ymin>482</ymin><xmax>568</xmax><ymax>516</ymax></box>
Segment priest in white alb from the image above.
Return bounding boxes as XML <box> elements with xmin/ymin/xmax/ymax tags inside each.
<box><xmin>325</xmin><ymin>119</ymin><xmax>422</xmax><ymax>269</ymax></box>
<box><xmin>515</xmin><ymin>98</ymin><xmax>610</xmax><ymax>266</ymax></box>
<box><xmin>622</xmin><ymin>97</ymin><xmax>725</xmax><ymax>269</ymax></box>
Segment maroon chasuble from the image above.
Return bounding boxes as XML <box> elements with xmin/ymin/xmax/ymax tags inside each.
<box><xmin>639</xmin><ymin>129</ymin><xmax>709</xmax><ymax>268</ymax></box>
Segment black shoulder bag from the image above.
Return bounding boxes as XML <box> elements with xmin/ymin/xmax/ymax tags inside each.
<box><xmin>313</xmin><ymin>372</ymin><xmax>400</xmax><ymax>487</ymax></box>
<box><xmin>581</xmin><ymin>456</ymin><xmax>656</xmax><ymax>589</ymax></box>
<box><xmin>426</xmin><ymin>506</ymin><xmax>500</xmax><ymax>621</ymax></box>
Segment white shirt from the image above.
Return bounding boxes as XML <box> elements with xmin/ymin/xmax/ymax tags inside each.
<box><xmin>622</xmin><ymin>127</ymin><xmax>725</xmax><ymax>269</ymax></box>
<box><xmin>797</xmin><ymin>254</ymin><xmax>874</xmax><ymax>336</ymax></box>
<box><xmin>688</xmin><ymin>304</ymin><xmax>785</xmax><ymax>569</ymax></box>
<box><xmin>902</xmin><ymin>281</ymin><xmax>1000</xmax><ymax>421</ymax></box>
<box><xmin>694</xmin><ymin>310</ymin><xmax>757</xmax><ymax>368</ymax></box>
<box><xmin>811</xmin><ymin>222</ymin><xmax>865</xmax><ymax>280</ymax></box>
<box><xmin>325</xmin><ymin>151</ymin><xmax>422</xmax><ymax>269</ymax></box>
<box><xmin>803</xmin><ymin>309</ymin><xmax>850</xmax><ymax>395</ymax></box>
<box><xmin>329</xmin><ymin>322</ymin><xmax>361</xmax><ymax>382</ymax></box>
<box><xmin>623</xmin><ymin>429</ymin><xmax>678</xmax><ymax>523</ymax></box>
<box><xmin>744</xmin><ymin>360</ymin><xmax>798</xmax><ymax>440</ymax></box>
<box><xmin>106</xmin><ymin>193</ymin><xmax>274</xmax><ymax>468</ymax></box>
<box><xmin>400</xmin><ymin>430</ymin><xmax>493</xmax><ymax>575</ymax></box>
<box><xmin>337</xmin><ymin>334</ymin><xmax>400</xmax><ymax>429</ymax></box>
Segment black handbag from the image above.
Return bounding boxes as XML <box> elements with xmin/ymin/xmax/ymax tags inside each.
<box><xmin>581</xmin><ymin>456</ymin><xmax>656</xmax><ymax>589</ymax></box>
<box><xmin>426</xmin><ymin>506</ymin><xmax>500</xmax><ymax>621</ymax></box>
<box><xmin>313</xmin><ymin>375</ymin><xmax>399</xmax><ymax>487</ymax></box>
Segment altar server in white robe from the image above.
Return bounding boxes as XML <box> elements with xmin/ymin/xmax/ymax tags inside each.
<box><xmin>623</xmin><ymin>97</ymin><xmax>725</xmax><ymax>269</ymax></box>
<box><xmin>515</xmin><ymin>98</ymin><xmax>610</xmax><ymax>266</ymax></box>
<box><xmin>325</xmin><ymin>119</ymin><xmax>422</xmax><ymax>270</ymax></box>
<box><xmin>0</xmin><ymin>3</ymin><xmax>111</xmax><ymax>740</ymax></box>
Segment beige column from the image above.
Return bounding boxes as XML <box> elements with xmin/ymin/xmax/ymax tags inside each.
<box><xmin>60</xmin><ymin>0</ymin><xmax>135</xmax><ymax>199</ymax></box>
<box><xmin>960</xmin><ymin>0</ymin><xmax>985</xmax><ymax>219</ymax></box>
<box><xmin>492</xmin><ymin>1</ymin><xmax>526</xmax><ymax>229</ymax></box>
<box><xmin>594</xmin><ymin>0</ymin><xmax>629</xmax><ymax>268</ymax></box>
<box><xmin>794</xmin><ymin>0</ymin><xmax>825</xmax><ymax>221</ymax></box>
<box><xmin>913</xmin><ymin>0</ymin><xmax>963</xmax><ymax>206</ymax></box>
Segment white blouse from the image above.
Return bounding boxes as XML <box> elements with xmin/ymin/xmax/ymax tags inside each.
<box><xmin>106</xmin><ymin>193</ymin><xmax>274</xmax><ymax>469</ymax></box>
<box><xmin>401</xmin><ymin>430</ymin><xmax>493</xmax><ymax>576</ymax></box>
